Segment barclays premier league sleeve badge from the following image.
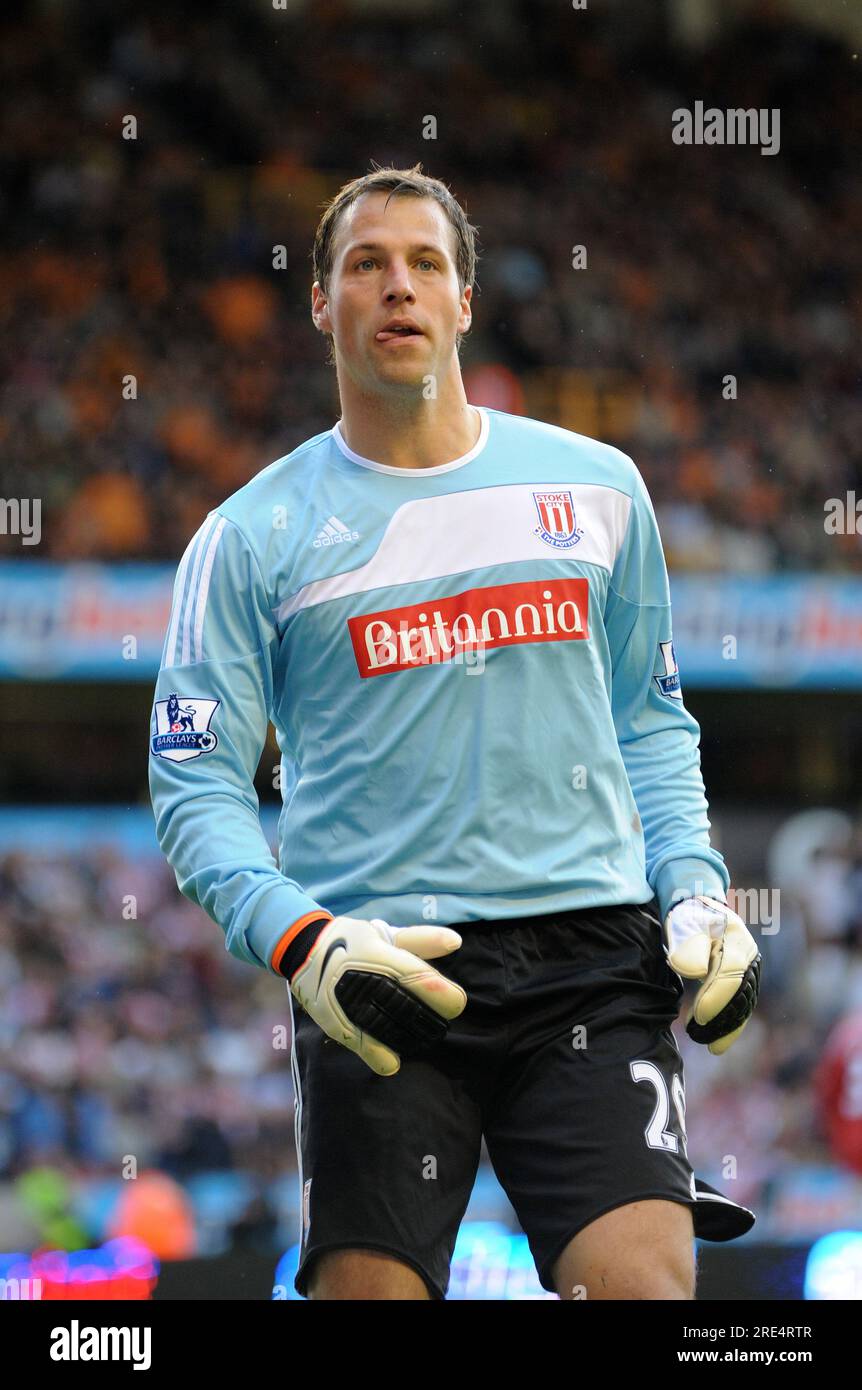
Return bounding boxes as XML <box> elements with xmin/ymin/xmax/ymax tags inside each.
<box><xmin>151</xmin><ymin>694</ymin><xmax>220</xmax><ymax>762</ymax></box>
<box><xmin>654</xmin><ymin>641</ymin><xmax>682</xmax><ymax>699</ymax></box>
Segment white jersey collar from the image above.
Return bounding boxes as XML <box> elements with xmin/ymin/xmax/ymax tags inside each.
<box><xmin>332</xmin><ymin>406</ymin><xmax>489</xmax><ymax>476</ymax></box>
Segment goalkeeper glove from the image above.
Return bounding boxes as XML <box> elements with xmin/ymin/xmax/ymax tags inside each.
<box><xmin>285</xmin><ymin>916</ymin><xmax>467</xmax><ymax>1076</ymax></box>
<box><xmin>662</xmin><ymin>895</ymin><xmax>761</xmax><ymax>1055</ymax></box>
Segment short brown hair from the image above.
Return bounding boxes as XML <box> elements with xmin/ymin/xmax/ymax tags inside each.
<box><xmin>312</xmin><ymin>162</ymin><xmax>480</xmax><ymax>360</ymax></box>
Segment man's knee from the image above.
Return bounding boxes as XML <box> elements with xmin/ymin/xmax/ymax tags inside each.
<box><xmin>553</xmin><ymin>1199</ymin><xmax>697</xmax><ymax>1301</ymax></box>
<box><xmin>307</xmin><ymin>1247</ymin><xmax>433</xmax><ymax>1300</ymax></box>
<box><xmin>576</xmin><ymin>1251</ymin><xmax>696</xmax><ymax>1300</ymax></box>
<box><xmin>560</xmin><ymin>1251</ymin><xmax>696</xmax><ymax>1301</ymax></box>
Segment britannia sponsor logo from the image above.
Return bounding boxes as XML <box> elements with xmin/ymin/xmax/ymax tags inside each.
<box><xmin>348</xmin><ymin>577</ymin><xmax>590</xmax><ymax>678</ymax></box>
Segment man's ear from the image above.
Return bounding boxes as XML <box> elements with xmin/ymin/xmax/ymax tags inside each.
<box><xmin>311</xmin><ymin>281</ymin><xmax>331</xmax><ymax>335</ymax></box>
<box><xmin>458</xmin><ymin>283</ymin><xmax>473</xmax><ymax>337</ymax></box>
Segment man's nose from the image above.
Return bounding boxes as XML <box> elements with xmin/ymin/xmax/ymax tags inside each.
<box><xmin>383</xmin><ymin>263</ymin><xmax>415</xmax><ymax>299</ymax></box>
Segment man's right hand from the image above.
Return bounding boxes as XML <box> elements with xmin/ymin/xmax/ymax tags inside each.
<box><xmin>288</xmin><ymin>916</ymin><xmax>467</xmax><ymax>1075</ymax></box>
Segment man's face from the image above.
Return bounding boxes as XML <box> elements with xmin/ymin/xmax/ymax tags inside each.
<box><xmin>312</xmin><ymin>191</ymin><xmax>472</xmax><ymax>395</ymax></box>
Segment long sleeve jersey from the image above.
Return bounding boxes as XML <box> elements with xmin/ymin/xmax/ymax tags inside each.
<box><xmin>148</xmin><ymin>406</ymin><xmax>730</xmax><ymax>976</ymax></box>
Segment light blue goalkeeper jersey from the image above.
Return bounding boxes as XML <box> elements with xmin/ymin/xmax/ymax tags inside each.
<box><xmin>149</xmin><ymin>406</ymin><xmax>730</xmax><ymax>975</ymax></box>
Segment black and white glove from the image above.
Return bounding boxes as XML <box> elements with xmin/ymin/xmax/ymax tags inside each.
<box><xmin>662</xmin><ymin>896</ymin><xmax>762</xmax><ymax>1054</ymax></box>
<box><xmin>288</xmin><ymin>916</ymin><xmax>467</xmax><ymax>1076</ymax></box>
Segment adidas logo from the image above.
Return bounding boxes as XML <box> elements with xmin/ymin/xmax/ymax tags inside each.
<box><xmin>312</xmin><ymin>516</ymin><xmax>360</xmax><ymax>549</ymax></box>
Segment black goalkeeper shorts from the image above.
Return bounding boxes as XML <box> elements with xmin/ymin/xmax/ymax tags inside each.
<box><xmin>287</xmin><ymin>900</ymin><xmax>753</xmax><ymax>1299</ymax></box>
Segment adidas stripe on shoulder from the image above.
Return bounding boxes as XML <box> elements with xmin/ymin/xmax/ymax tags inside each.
<box><xmin>163</xmin><ymin>512</ymin><xmax>229</xmax><ymax>668</ymax></box>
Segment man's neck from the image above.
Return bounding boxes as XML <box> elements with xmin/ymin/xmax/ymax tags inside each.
<box><xmin>336</xmin><ymin>380</ymin><xmax>481</xmax><ymax>470</ymax></box>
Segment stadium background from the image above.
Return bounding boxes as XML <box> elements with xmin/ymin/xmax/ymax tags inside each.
<box><xmin>1</xmin><ymin>0</ymin><xmax>861</xmax><ymax>1300</ymax></box>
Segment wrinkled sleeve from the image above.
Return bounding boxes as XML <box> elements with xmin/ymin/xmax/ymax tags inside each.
<box><xmin>148</xmin><ymin>512</ymin><xmax>330</xmax><ymax>974</ymax></box>
<box><xmin>603</xmin><ymin>463</ymin><xmax>730</xmax><ymax>922</ymax></box>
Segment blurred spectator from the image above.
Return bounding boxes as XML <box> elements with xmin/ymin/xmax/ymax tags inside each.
<box><xmin>107</xmin><ymin>1170</ymin><xmax>196</xmax><ymax>1259</ymax></box>
<box><xmin>814</xmin><ymin>1011</ymin><xmax>862</xmax><ymax>1177</ymax></box>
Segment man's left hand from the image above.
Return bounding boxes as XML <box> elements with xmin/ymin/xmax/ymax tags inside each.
<box><xmin>662</xmin><ymin>895</ymin><xmax>762</xmax><ymax>1054</ymax></box>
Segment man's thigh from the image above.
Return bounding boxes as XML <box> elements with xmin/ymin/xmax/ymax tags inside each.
<box><xmin>482</xmin><ymin>904</ymin><xmax>698</xmax><ymax>1296</ymax></box>
<box><xmin>289</xmin><ymin>982</ymin><xmax>490</xmax><ymax>1300</ymax></box>
<box><xmin>308</xmin><ymin>1248</ymin><xmax>433</xmax><ymax>1300</ymax></box>
<box><xmin>552</xmin><ymin>1198</ymin><xmax>696</xmax><ymax>1300</ymax></box>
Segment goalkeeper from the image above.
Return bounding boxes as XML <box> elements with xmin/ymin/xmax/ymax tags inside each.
<box><xmin>149</xmin><ymin>164</ymin><xmax>760</xmax><ymax>1301</ymax></box>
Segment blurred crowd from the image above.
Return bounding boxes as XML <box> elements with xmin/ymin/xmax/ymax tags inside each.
<box><xmin>681</xmin><ymin>815</ymin><xmax>862</xmax><ymax>1211</ymax></box>
<box><xmin>1</xmin><ymin>2</ymin><xmax>859</xmax><ymax>571</ymax></box>
<box><xmin>1</xmin><ymin>833</ymin><xmax>861</xmax><ymax>1247</ymax></box>
<box><xmin>0</xmin><ymin>849</ymin><xmax>294</xmax><ymax>1193</ymax></box>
